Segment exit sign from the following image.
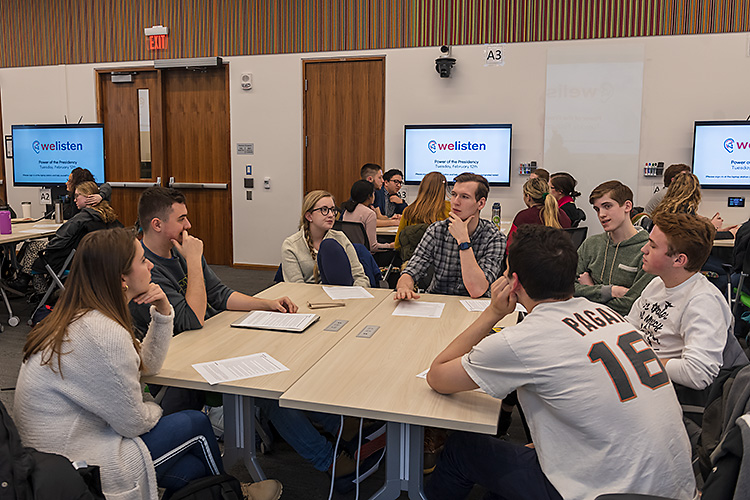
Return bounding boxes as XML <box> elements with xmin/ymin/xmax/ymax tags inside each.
<box><xmin>145</xmin><ymin>25</ymin><xmax>168</xmax><ymax>51</ymax></box>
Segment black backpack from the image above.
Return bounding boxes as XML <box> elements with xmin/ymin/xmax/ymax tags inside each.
<box><xmin>170</xmin><ymin>474</ymin><xmax>243</xmax><ymax>500</ymax></box>
<box><xmin>1</xmin><ymin>400</ymin><xmax>103</xmax><ymax>500</ymax></box>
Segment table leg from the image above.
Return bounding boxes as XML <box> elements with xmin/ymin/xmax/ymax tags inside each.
<box><xmin>368</xmin><ymin>422</ymin><xmax>426</xmax><ymax>500</ymax></box>
<box><xmin>222</xmin><ymin>394</ymin><xmax>266</xmax><ymax>482</ymax></box>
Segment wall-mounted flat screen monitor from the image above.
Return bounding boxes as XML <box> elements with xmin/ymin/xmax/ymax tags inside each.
<box><xmin>11</xmin><ymin>124</ymin><xmax>105</xmax><ymax>187</ymax></box>
<box><xmin>404</xmin><ymin>124</ymin><xmax>512</xmax><ymax>186</ymax></box>
<box><xmin>693</xmin><ymin>120</ymin><xmax>750</xmax><ymax>189</ymax></box>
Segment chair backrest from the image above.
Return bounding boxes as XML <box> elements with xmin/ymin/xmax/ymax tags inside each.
<box><xmin>563</xmin><ymin>226</ymin><xmax>588</xmax><ymax>250</ymax></box>
<box><xmin>333</xmin><ymin>220</ymin><xmax>370</xmax><ymax>249</ymax></box>
<box><xmin>398</xmin><ymin>223</ymin><xmax>429</xmax><ymax>262</ymax></box>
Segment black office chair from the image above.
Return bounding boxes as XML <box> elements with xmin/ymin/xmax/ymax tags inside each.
<box><xmin>563</xmin><ymin>226</ymin><xmax>588</xmax><ymax>249</ymax></box>
<box><xmin>333</xmin><ymin>220</ymin><xmax>370</xmax><ymax>249</ymax></box>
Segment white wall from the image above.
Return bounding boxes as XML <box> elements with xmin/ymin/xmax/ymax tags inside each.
<box><xmin>3</xmin><ymin>32</ymin><xmax>750</xmax><ymax>265</ymax></box>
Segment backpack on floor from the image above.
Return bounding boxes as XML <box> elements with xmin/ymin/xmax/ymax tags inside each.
<box><xmin>170</xmin><ymin>474</ymin><xmax>243</xmax><ymax>500</ymax></box>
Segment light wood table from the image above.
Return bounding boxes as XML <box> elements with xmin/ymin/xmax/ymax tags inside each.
<box><xmin>280</xmin><ymin>293</ymin><xmax>518</xmax><ymax>500</ymax></box>
<box><xmin>376</xmin><ymin>225</ymin><xmax>399</xmax><ymax>237</ymax></box>
<box><xmin>142</xmin><ymin>282</ymin><xmax>392</xmax><ymax>480</ymax></box>
<box><xmin>714</xmin><ymin>238</ymin><xmax>734</xmax><ymax>248</ymax></box>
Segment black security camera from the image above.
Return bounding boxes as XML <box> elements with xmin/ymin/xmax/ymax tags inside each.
<box><xmin>435</xmin><ymin>45</ymin><xmax>455</xmax><ymax>78</ymax></box>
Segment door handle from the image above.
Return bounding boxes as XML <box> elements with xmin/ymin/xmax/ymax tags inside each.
<box><xmin>170</xmin><ymin>182</ymin><xmax>228</xmax><ymax>190</ymax></box>
<box><xmin>109</xmin><ymin>181</ymin><xmax>162</xmax><ymax>188</ymax></box>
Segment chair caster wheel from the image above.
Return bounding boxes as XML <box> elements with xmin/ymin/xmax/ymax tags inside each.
<box><xmin>8</xmin><ymin>316</ymin><xmax>19</xmax><ymax>327</ymax></box>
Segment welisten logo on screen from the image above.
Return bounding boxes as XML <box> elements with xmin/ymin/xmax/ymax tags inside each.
<box><xmin>724</xmin><ymin>138</ymin><xmax>750</xmax><ymax>154</ymax></box>
<box><xmin>428</xmin><ymin>140</ymin><xmax>486</xmax><ymax>153</ymax></box>
<box><xmin>32</xmin><ymin>140</ymin><xmax>84</xmax><ymax>154</ymax></box>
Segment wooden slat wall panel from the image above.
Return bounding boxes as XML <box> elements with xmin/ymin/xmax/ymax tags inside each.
<box><xmin>1</xmin><ymin>0</ymin><xmax>748</xmax><ymax>68</ymax></box>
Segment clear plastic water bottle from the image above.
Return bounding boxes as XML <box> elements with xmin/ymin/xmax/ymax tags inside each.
<box><xmin>492</xmin><ymin>202</ymin><xmax>501</xmax><ymax>231</ymax></box>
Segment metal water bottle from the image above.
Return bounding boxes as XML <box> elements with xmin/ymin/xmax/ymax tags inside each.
<box><xmin>492</xmin><ymin>202</ymin><xmax>501</xmax><ymax>230</ymax></box>
<box><xmin>54</xmin><ymin>200</ymin><xmax>63</xmax><ymax>223</ymax></box>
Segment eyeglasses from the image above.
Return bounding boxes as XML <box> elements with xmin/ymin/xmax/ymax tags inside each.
<box><xmin>310</xmin><ymin>206</ymin><xmax>339</xmax><ymax>216</ymax></box>
<box><xmin>390</xmin><ymin>179</ymin><xmax>403</xmax><ymax>185</ymax></box>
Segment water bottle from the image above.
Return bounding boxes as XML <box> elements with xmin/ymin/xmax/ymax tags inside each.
<box><xmin>492</xmin><ymin>202</ymin><xmax>501</xmax><ymax>231</ymax></box>
<box><xmin>54</xmin><ymin>200</ymin><xmax>63</xmax><ymax>223</ymax></box>
<box><xmin>0</xmin><ymin>207</ymin><xmax>11</xmax><ymax>235</ymax></box>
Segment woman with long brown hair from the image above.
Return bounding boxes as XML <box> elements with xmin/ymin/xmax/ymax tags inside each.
<box><xmin>394</xmin><ymin>171</ymin><xmax>450</xmax><ymax>250</ymax></box>
<box><xmin>14</xmin><ymin>228</ymin><xmax>281</xmax><ymax>500</ymax></box>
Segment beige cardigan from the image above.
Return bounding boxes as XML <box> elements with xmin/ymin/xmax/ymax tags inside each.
<box><xmin>281</xmin><ymin>229</ymin><xmax>370</xmax><ymax>287</ymax></box>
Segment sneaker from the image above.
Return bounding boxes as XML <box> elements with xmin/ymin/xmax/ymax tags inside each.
<box><xmin>330</xmin><ymin>450</ymin><xmax>357</xmax><ymax>478</ymax></box>
<box><xmin>240</xmin><ymin>479</ymin><xmax>282</xmax><ymax>500</ymax></box>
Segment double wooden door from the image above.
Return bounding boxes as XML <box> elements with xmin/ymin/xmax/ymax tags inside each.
<box><xmin>97</xmin><ymin>66</ymin><xmax>232</xmax><ymax>265</ymax></box>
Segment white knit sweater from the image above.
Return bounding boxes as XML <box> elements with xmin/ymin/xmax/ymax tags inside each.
<box><xmin>14</xmin><ymin>306</ymin><xmax>174</xmax><ymax>500</ymax></box>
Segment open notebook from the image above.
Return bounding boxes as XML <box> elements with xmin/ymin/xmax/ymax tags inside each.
<box><xmin>231</xmin><ymin>310</ymin><xmax>320</xmax><ymax>333</ymax></box>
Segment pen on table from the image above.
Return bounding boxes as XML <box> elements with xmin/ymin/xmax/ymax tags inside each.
<box><xmin>307</xmin><ymin>301</ymin><xmax>346</xmax><ymax>309</ymax></box>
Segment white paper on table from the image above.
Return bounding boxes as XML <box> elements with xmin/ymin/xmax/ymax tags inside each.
<box><xmin>31</xmin><ymin>223</ymin><xmax>61</xmax><ymax>229</ymax></box>
<box><xmin>322</xmin><ymin>286</ymin><xmax>374</xmax><ymax>300</ymax></box>
<box><xmin>392</xmin><ymin>300</ymin><xmax>445</xmax><ymax>318</ymax></box>
<box><xmin>416</xmin><ymin>368</ymin><xmax>485</xmax><ymax>393</ymax></box>
<box><xmin>192</xmin><ymin>352</ymin><xmax>289</xmax><ymax>385</ymax></box>
<box><xmin>232</xmin><ymin>311</ymin><xmax>318</xmax><ymax>332</ymax></box>
<box><xmin>460</xmin><ymin>299</ymin><xmax>490</xmax><ymax>312</ymax></box>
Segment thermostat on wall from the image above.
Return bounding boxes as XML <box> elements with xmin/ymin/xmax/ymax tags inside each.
<box><xmin>728</xmin><ymin>196</ymin><xmax>745</xmax><ymax>208</ymax></box>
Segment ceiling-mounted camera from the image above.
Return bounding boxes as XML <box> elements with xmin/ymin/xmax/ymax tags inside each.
<box><xmin>435</xmin><ymin>45</ymin><xmax>456</xmax><ymax>78</ymax></box>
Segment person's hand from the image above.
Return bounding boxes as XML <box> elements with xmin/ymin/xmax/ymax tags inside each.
<box><xmin>394</xmin><ymin>286</ymin><xmax>420</xmax><ymax>301</ymax></box>
<box><xmin>389</xmin><ymin>194</ymin><xmax>403</xmax><ymax>204</ymax></box>
<box><xmin>132</xmin><ymin>283</ymin><xmax>171</xmax><ymax>316</ymax></box>
<box><xmin>488</xmin><ymin>276</ymin><xmax>517</xmax><ymax>318</ymax></box>
<box><xmin>172</xmin><ymin>230</ymin><xmax>203</xmax><ymax>263</ymax></box>
<box><xmin>267</xmin><ymin>296</ymin><xmax>297</xmax><ymax>313</ymax></box>
<box><xmin>85</xmin><ymin>194</ymin><xmax>103</xmax><ymax>206</ymax></box>
<box><xmin>711</xmin><ymin>212</ymin><xmax>724</xmax><ymax>230</ymax></box>
<box><xmin>390</xmin><ymin>213</ymin><xmax>402</xmax><ymax>220</ymax></box>
<box><xmin>578</xmin><ymin>272</ymin><xmax>594</xmax><ymax>286</ymax></box>
<box><xmin>611</xmin><ymin>285</ymin><xmax>629</xmax><ymax>298</ymax></box>
<box><xmin>448</xmin><ymin>212</ymin><xmax>472</xmax><ymax>245</ymax></box>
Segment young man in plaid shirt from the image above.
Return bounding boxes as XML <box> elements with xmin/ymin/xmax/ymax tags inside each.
<box><xmin>395</xmin><ymin>173</ymin><xmax>506</xmax><ymax>299</ymax></box>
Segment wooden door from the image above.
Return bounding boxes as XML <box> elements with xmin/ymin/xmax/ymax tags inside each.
<box><xmin>97</xmin><ymin>66</ymin><xmax>232</xmax><ymax>265</ymax></box>
<box><xmin>304</xmin><ymin>58</ymin><xmax>385</xmax><ymax>208</ymax></box>
<box><xmin>162</xmin><ymin>66</ymin><xmax>232</xmax><ymax>265</ymax></box>
<box><xmin>97</xmin><ymin>69</ymin><xmax>162</xmax><ymax>229</ymax></box>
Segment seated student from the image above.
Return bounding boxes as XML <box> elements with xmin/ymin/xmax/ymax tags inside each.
<box><xmin>129</xmin><ymin>187</ymin><xmax>368</xmax><ymax>481</ymax></box>
<box><xmin>575</xmin><ymin>180</ymin><xmax>655</xmax><ymax>316</ymax></box>
<box><xmin>652</xmin><ymin>172</ymin><xmax>737</xmax><ymax>237</ymax></box>
<box><xmin>394</xmin><ymin>171</ymin><xmax>450</xmax><ymax>255</ymax></box>
<box><xmin>395</xmin><ymin>173</ymin><xmax>505</xmax><ymax>299</ymax></box>
<box><xmin>644</xmin><ymin>163</ymin><xmax>691</xmax><ymax>215</ymax></box>
<box><xmin>54</xmin><ymin>167</ymin><xmax>113</xmax><ymax>220</ymax></box>
<box><xmin>549</xmin><ymin>172</ymin><xmax>586</xmax><ymax>227</ymax></box>
<box><xmin>341</xmin><ymin>180</ymin><xmax>395</xmax><ymax>253</ymax></box>
<box><xmin>13</xmin><ymin>228</ymin><xmax>282</xmax><ymax>500</ymax></box>
<box><xmin>14</xmin><ymin>181</ymin><xmax>124</xmax><ymax>297</ymax></box>
<box><xmin>378</xmin><ymin>168</ymin><xmax>408</xmax><ymax>218</ymax></box>
<box><xmin>361</xmin><ymin>163</ymin><xmax>399</xmax><ymax>227</ymax></box>
<box><xmin>425</xmin><ymin>224</ymin><xmax>696</xmax><ymax>500</ymax></box>
<box><xmin>507</xmin><ymin>177</ymin><xmax>570</xmax><ymax>245</ymax></box>
<box><xmin>281</xmin><ymin>190</ymin><xmax>369</xmax><ymax>287</ymax></box>
<box><xmin>627</xmin><ymin>212</ymin><xmax>747</xmax><ymax>391</ymax></box>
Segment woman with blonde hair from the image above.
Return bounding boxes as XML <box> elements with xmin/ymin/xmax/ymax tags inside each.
<box><xmin>14</xmin><ymin>228</ymin><xmax>282</xmax><ymax>500</ymax></box>
<box><xmin>394</xmin><ymin>171</ymin><xmax>450</xmax><ymax>250</ymax></box>
<box><xmin>508</xmin><ymin>177</ymin><xmax>571</xmax><ymax>245</ymax></box>
<box><xmin>652</xmin><ymin>172</ymin><xmax>736</xmax><ymax>235</ymax></box>
<box><xmin>281</xmin><ymin>190</ymin><xmax>369</xmax><ymax>287</ymax></box>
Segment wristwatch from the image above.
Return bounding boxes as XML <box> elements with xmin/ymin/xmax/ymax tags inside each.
<box><xmin>458</xmin><ymin>241</ymin><xmax>472</xmax><ymax>251</ymax></box>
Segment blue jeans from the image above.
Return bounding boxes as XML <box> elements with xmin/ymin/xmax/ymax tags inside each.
<box><xmin>425</xmin><ymin>432</ymin><xmax>561</xmax><ymax>500</ymax></box>
<box><xmin>255</xmin><ymin>397</ymin><xmax>340</xmax><ymax>471</ymax></box>
<box><xmin>318</xmin><ymin>239</ymin><xmax>354</xmax><ymax>286</ymax></box>
<box><xmin>140</xmin><ymin>410</ymin><xmax>224</xmax><ymax>497</ymax></box>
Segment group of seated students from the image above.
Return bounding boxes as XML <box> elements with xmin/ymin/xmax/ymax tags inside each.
<box><xmin>10</xmin><ymin>158</ymin><xmax>750</xmax><ymax>499</ymax></box>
